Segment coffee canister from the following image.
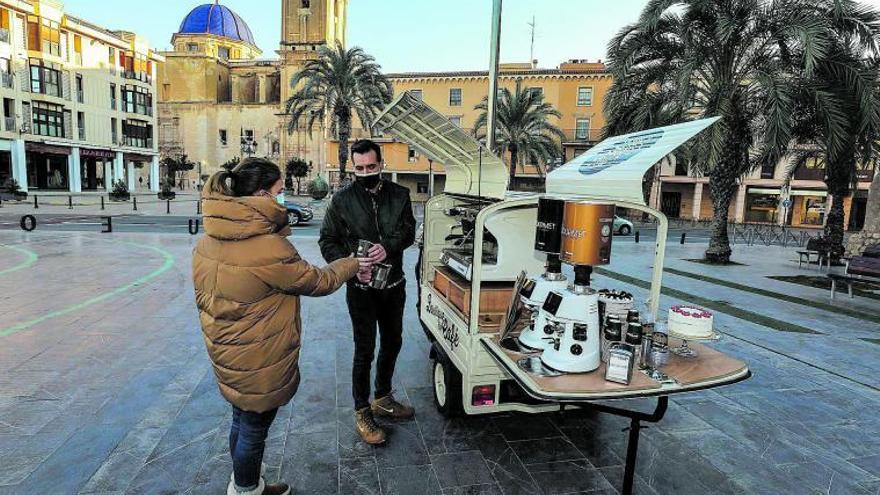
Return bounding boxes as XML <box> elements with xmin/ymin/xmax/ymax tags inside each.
<box><xmin>560</xmin><ymin>202</ymin><xmax>615</xmax><ymax>266</ymax></box>
<box><xmin>534</xmin><ymin>198</ymin><xmax>565</xmax><ymax>254</ymax></box>
<box><xmin>370</xmin><ymin>263</ymin><xmax>392</xmax><ymax>290</ymax></box>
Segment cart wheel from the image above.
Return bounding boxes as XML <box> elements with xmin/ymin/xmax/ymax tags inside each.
<box><xmin>432</xmin><ymin>353</ymin><xmax>463</xmax><ymax>417</ymax></box>
<box><xmin>619</xmin><ymin>224</ymin><xmax>632</xmax><ymax>236</ymax></box>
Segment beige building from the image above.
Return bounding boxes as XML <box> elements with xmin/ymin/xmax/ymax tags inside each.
<box><xmin>0</xmin><ymin>0</ymin><xmax>162</xmax><ymax>193</ymax></box>
<box><xmin>327</xmin><ymin>60</ymin><xmax>614</xmax><ymax>201</ymax></box>
<box><xmin>158</xmin><ymin>0</ymin><xmax>347</xmax><ymax>182</ymax></box>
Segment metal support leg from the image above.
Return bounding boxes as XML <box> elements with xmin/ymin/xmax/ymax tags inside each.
<box><xmin>622</xmin><ymin>417</ymin><xmax>642</xmax><ymax>495</ymax></box>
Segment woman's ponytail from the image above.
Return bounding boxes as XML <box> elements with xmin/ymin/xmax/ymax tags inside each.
<box><xmin>204</xmin><ymin>169</ymin><xmax>235</xmax><ymax>196</ymax></box>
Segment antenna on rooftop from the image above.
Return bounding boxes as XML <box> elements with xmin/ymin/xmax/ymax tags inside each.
<box><xmin>528</xmin><ymin>15</ymin><xmax>536</xmax><ymax>64</ymax></box>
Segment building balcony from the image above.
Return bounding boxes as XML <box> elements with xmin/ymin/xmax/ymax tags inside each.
<box><xmin>561</xmin><ymin>128</ymin><xmax>603</xmax><ymax>144</ymax></box>
<box><xmin>123</xmin><ymin>71</ymin><xmax>152</xmax><ymax>85</ymax></box>
<box><xmin>4</xmin><ymin>117</ymin><xmax>15</xmax><ymax>132</ymax></box>
<box><xmin>0</xmin><ymin>72</ymin><xmax>13</xmax><ymax>89</ymax></box>
<box><xmin>123</xmin><ymin>136</ymin><xmax>154</xmax><ymax>149</ymax></box>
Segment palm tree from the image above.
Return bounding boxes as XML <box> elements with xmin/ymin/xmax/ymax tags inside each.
<box><xmin>788</xmin><ymin>0</ymin><xmax>880</xmax><ymax>260</ymax></box>
<box><xmin>605</xmin><ymin>0</ymin><xmax>829</xmax><ymax>263</ymax></box>
<box><xmin>285</xmin><ymin>44</ymin><xmax>393</xmax><ymax>180</ymax></box>
<box><xmin>473</xmin><ymin>84</ymin><xmax>565</xmax><ymax>188</ymax></box>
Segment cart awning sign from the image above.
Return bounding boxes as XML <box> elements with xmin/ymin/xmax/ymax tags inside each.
<box><xmin>546</xmin><ymin>117</ymin><xmax>720</xmax><ymax>205</ymax></box>
<box><xmin>373</xmin><ymin>91</ymin><xmax>508</xmax><ymax>200</ymax></box>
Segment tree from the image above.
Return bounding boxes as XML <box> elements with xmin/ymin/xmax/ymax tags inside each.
<box><xmin>286</xmin><ymin>157</ymin><xmax>310</xmax><ymax>194</ymax></box>
<box><xmin>605</xmin><ymin>0</ymin><xmax>830</xmax><ymax>263</ymax></box>
<box><xmin>866</xmin><ymin>168</ymin><xmax>880</xmax><ymax>234</ymax></box>
<box><xmin>788</xmin><ymin>0</ymin><xmax>880</xmax><ymax>260</ymax></box>
<box><xmin>285</xmin><ymin>43</ymin><xmax>393</xmax><ymax>182</ymax></box>
<box><xmin>220</xmin><ymin>156</ymin><xmax>241</xmax><ymax>172</ymax></box>
<box><xmin>160</xmin><ymin>154</ymin><xmax>196</xmax><ymax>190</ymax></box>
<box><xmin>473</xmin><ymin>84</ymin><xmax>565</xmax><ymax>188</ymax></box>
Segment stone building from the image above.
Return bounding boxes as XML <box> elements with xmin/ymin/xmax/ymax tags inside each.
<box><xmin>0</xmin><ymin>0</ymin><xmax>162</xmax><ymax>194</ymax></box>
<box><xmin>157</xmin><ymin>1</ymin><xmax>348</xmax><ymax>183</ymax></box>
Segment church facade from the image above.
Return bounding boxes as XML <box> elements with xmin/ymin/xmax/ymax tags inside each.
<box><xmin>157</xmin><ymin>0</ymin><xmax>348</xmax><ymax>182</ymax></box>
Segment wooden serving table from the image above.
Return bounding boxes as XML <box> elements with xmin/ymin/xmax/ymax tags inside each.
<box><xmin>480</xmin><ymin>335</ymin><xmax>750</xmax><ymax>495</ymax></box>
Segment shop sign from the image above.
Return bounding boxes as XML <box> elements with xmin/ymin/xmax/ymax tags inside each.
<box><xmin>80</xmin><ymin>148</ymin><xmax>116</xmax><ymax>159</ymax></box>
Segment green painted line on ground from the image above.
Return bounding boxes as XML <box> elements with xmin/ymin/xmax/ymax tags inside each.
<box><xmin>664</xmin><ymin>267</ymin><xmax>880</xmax><ymax>325</ymax></box>
<box><xmin>0</xmin><ymin>241</ymin><xmax>175</xmax><ymax>338</ymax></box>
<box><xmin>593</xmin><ymin>267</ymin><xmax>823</xmax><ymax>335</ymax></box>
<box><xmin>0</xmin><ymin>245</ymin><xmax>38</xmax><ymax>277</ymax></box>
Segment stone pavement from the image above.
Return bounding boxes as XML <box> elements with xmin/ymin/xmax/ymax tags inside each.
<box><xmin>0</xmin><ymin>231</ymin><xmax>878</xmax><ymax>494</ymax></box>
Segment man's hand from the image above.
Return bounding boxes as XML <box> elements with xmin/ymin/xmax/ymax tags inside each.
<box><xmin>367</xmin><ymin>244</ymin><xmax>387</xmax><ymax>263</ymax></box>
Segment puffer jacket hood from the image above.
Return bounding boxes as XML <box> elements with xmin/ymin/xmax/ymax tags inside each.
<box><xmin>202</xmin><ymin>191</ymin><xmax>291</xmax><ymax>240</ymax></box>
<box><xmin>193</xmin><ymin>191</ymin><xmax>358</xmax><ymax>412</ymax></box>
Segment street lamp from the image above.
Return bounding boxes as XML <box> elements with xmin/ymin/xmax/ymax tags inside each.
<box><xmin>241</xmin><ymin>138</ymin><xmax>256</xmax><ymax>158</ymax></box>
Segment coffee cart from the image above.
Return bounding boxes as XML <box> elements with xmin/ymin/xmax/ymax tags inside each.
<box><xmin>374</xmin><ymin>92</ymin><xmax>750</xmax><ymax>495</ymax></box>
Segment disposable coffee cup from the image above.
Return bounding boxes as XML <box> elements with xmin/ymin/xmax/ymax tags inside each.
<box><xmin>370</xmin><ymin>263</ymin><xmax>392</xmax><ymax>289</ymax></box>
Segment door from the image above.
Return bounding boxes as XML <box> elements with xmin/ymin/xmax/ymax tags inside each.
<box><xmin>661</xmin><ymin>191</ymin><xmax>682</xmax><ymax>218</ymax></box>
<box><xmin>849</xmin><ymin>198</ymin><xmax>867</xmax><ymax>231</ymax></box>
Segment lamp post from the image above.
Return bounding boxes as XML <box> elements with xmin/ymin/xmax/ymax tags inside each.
<box><xmin>241</xmin><ymin>138</ymin><xmax>256</xmax><ymax>158</ymax></box>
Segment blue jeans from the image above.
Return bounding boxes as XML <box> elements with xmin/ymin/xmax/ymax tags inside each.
<box><xmin>229</xmin><ymin>406</ymin><xmax>279</xmax><ymax>490</ymax></box>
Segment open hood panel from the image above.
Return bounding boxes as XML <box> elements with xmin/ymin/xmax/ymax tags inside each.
<box><xmin>374</xmin><ymin>91</ymin><xmax>508</xmax><ymax>200</ymax></box>
<box><xmin>546</xmin><ymin>117</ymin><xmax>720</xmax><ymax>205</ymax></box>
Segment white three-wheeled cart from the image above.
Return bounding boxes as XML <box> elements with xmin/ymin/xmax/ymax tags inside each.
<box><xmin>374</xmin><ymin>93</ymin><xmax>750</xmax><ymax>495</ymax></box>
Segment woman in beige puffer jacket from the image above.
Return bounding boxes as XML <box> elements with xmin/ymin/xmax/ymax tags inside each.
<box><xmin>193</xmin><ymin>158</ymin><xmax>360</xmax><ymax>495</ymax></box>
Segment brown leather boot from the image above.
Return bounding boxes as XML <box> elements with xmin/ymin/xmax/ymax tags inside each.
<box><xmin>371</xmin><ymin>393</ymin><xmax>415</xmax><ymax>419</ymax></box>
<box><xmin>355</xmin><ymin>407</ymin><xmax>387</xmax><ymax>445</ymax></box>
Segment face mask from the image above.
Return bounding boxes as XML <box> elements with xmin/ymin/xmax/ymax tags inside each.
<box><xmin>356</xmin><ymin>173</ymin><xmax>382</xmax><ymax>189</ymax></box>
<box><xmin>276</xmin><ymin>193</ymin><xmax>286</xmax><ymax>205</ymax></box>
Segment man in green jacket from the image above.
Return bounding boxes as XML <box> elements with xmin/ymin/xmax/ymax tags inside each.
<box><xmin>319</xmin><ymin>139</ymin><xmax>417</xmax><ymax>445</ymax></box>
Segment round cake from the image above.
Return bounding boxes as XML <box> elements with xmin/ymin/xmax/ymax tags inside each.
<box><xmin>668</xmin><ymin>305</ymin><xmax>714</xmax><ymax>339</ymax></box>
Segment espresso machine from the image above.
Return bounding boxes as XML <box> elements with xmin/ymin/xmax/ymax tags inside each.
<box><xmin>540</xmin><ymin>202</ymin><xmax>615</xmax><ymax>373</ymax></box>
<box><xmin>518</xmin><ymin>198</ymin><xmax>569</xmax><ymax>351</ymax></box>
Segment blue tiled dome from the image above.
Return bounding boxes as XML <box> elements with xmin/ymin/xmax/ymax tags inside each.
<box><xmin>178</xmin><ymin>3</ymin><xmax>256</xmax><ymax>46</ymax></box>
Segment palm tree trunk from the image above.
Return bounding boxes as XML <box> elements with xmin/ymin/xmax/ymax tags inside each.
<box><xmin>338</xmin><ymin>111</ymin><xmax>352</xmax><ymax>184</ymax></box>
<box><xmin>823</xmin><ymin>172</ymin><xmax>850</xmax><ymax>261</ymax></box>
<box><xmin>866</xmin><ymin>168</ymin><xmax>880</xmax><ymax>233</ymax></box>
<box><xmin>509</xmin><ymin>145</ymin><xmax>518</xmax><ymax>190</ymax></box>
<box><xmin>704</xmin><ymin>160</ymin><xmax>738</xmax><ymax>264</ymax></box>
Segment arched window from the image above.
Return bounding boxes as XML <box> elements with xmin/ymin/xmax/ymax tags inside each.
<box><xmin>301</xmin><ymin>0</ymin><xmax>310</xmax><ymax>8</ymax></box>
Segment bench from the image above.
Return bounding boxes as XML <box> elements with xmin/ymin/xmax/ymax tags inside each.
<box><xmin>828</xmin><ymin>255</ymin><xmax>880</xmax><ymax>299</ymax></box>
<box><xmin>797</xmin><ymin>238</ymin><xmax>830</xmax><ymax>270</ymax></box>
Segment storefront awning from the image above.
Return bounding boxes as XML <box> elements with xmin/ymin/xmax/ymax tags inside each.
<box><xmin>26</xmin><ymin>142</ymin><xmax>71</xmax><ymax>155</ymax></box>
<box><xmin>750</xmin><ymin>187</ymin><xmax>828</xmax><ymax>197</ymax></box>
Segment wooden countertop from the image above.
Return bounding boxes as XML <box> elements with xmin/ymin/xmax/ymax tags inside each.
<box><xmin>480</xmin><ymin>336</ymin><xmax>749</xmax><ymax>401</ymax></box>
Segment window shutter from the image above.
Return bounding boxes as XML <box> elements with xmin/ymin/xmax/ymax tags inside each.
<box><xmin>61</xmin><ymin>70</ymin><xmax>70</xmax><ymax>100</ymax></box>
<box><xmin>60</xmin><ymin>31</ymin><xmax>68</xmax><ymax>61</ymax></box>
<box><xmin>63</xmin><ymin>109</ymin><xmax>72</xmax><ymax>138</ymax></box>
<box><xmin>17</xmin><ymin>62</ymin><xmax>28</xmax><ymax>92</ymax></box>
<box><xmin>21</xmin><ymin>101</ymin><xmax>31</xmax><ymax>132</ymax></box>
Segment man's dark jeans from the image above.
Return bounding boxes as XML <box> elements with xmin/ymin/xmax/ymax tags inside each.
<box><xmin>229</xmin><ymin>406</ymin><xmax>278</xmax><ymax>490</ymax></box>
<box><xmin>346</xmin><ymin>283</ymin><xmax>406</xmax><ymax>410</ymax></box>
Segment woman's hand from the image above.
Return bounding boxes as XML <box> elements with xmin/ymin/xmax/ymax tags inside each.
<box><xmin>356</xmin><ymin>258</ymin><xmax>373</xmax><ymax>283</ymax></box>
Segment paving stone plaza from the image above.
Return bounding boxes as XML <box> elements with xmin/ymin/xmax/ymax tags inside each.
<box><xmin>1</xmin><ymin>229</ymin><xmax>879</xmax><ymax>494</ymax></box>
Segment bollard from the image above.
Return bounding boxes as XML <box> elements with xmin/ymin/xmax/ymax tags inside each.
<box><xmin>33</xmin><ymin>195</ymin><xmax>38</xmax><ymax>209</ymax></box>
<box><xmin>635</xmin><ymin>231</ymin><xmax>640</xmax><ymax>243</ymax></box>
<box><xmin>133</xmin><ymin>196</ymin><xmax>138</xmax><ymax>211</ymax></box>
<box><xmin>20</xmin><ymin>215</ymin><xmax>36</xmax><ymax>231</ymax></box>
<box><xmin>680</xmin><ymin>232</ymin><xmax>687</xmax><ymax>244</ymax></box>
<box><xmin>188</xmin><ymin>218</ymin><xmax>200</xmax><ymax>235</ymax></box>
<box><xmin>68</xmin><ymin>195</ymin><xmax>73</xmax><ymax>209</ymax></box>
<box><xmin>166</xmin><ymin>200</ymin><xmax>171</xmax><ymax>214</ymax></box>
<box><xmin>196</xmin><ymin>200</ymin><xmax>201</xmax><ymax>215</ymax></box>
<box><xmin>101</xmin><ymin>195</ymin><xmax>105</xmax><ymax>210</ymax></box>
<box><xmin>101</xmin><ymin>216</ymin><xmax>112</xmax><ymax>233</ymax></box>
